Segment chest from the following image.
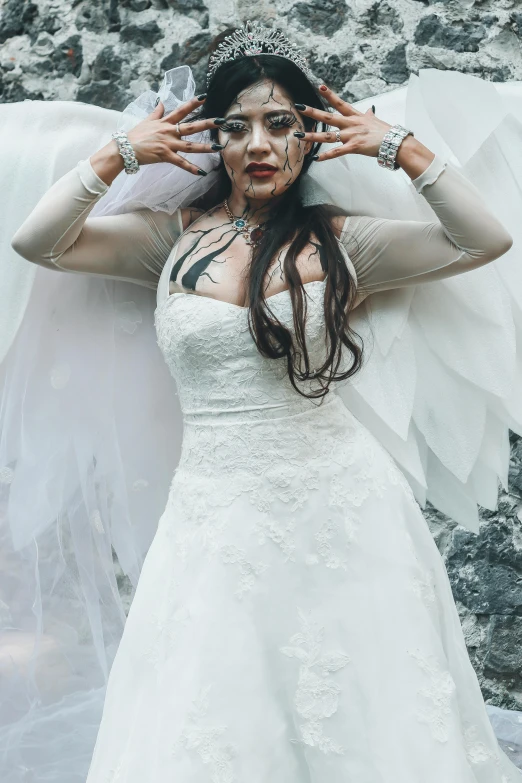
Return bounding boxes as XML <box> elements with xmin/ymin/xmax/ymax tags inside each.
<box><xmin>167</xmin><ymin>220</ymin><xmax>328</xmax><ymax>308</ymax></box>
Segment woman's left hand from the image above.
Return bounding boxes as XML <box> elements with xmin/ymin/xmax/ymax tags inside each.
<box><xmin>293</xmin><ymin>85</ymin><xmax>393</xmax><ymax>161</ymax></box>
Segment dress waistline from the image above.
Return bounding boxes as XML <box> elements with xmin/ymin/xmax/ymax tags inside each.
<box><xmin>181</xmin><ymin>392</ymin><xmax>339</xmax><ymax>427</ymax></box>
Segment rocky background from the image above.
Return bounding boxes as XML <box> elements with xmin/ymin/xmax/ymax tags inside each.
<box><xmin>1</xmin><ymin>0</ymin><xmax>522</xmax><ymax>715</ymax></box>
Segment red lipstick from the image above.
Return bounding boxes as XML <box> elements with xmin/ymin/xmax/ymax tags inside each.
<box><xmin>246</xmin><ymin>162</ymin><xmax>278</xmax><ymax>178</ymax></box>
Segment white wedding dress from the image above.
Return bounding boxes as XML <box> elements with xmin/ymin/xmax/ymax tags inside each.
<box><xmin>2</xmin><ymin>66</ymin><xmax>522</xmax><ymax>782</ymax></box>
<box><xmin>104</xmin><ymin>225</ymin><xmax>522</xmax><ymax>782</ymax></box>
<box><xmin>87</xmin><ymin>282</ymin><xmax>522</xmax><ymax>782</ymax></box>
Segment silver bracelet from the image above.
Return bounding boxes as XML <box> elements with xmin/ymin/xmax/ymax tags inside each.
<box><xmin>377</xmin><ymin>124</ymin><xmax>414</xmax><ymax>171</ymax></box>
<box><xmin>111</xmin><ymin>131</ymin><xmax>140</xmax><ymax>175</ymax></box>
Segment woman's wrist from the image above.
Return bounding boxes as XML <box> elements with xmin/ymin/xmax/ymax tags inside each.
<box><xmin>394</xmin><ymin>134</ymin><xmax>436</xmax><ymax>180</ymax></box>
<box><xmin>89</xmin><ymin>141</ymin><xmax>125</xmax><ymax>186</ymax></box>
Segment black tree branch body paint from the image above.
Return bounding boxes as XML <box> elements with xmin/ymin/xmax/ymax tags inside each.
<box><xmin>170</xmin><ymin>224</ymin><xmax>238</xmax><ymax>291</ymax></box>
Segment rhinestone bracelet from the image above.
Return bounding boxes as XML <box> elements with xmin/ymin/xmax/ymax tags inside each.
<box><xmin>111</xmin><ymin>131</ymin><xmax>140</xmax><ymax>175</ymax></box>
<box><xmin>377</xmin><ymin>124</ymin><xmax>414</xmax><ymax>171</ymax></box>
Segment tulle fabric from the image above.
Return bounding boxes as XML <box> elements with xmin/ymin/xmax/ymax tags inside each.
<box><xmin>1</xmin><ymin>67</ymin><xmax>522</xmax><ymax>780</ymax></box>
<box><xmin>0</xmin><ymin>271</ymin><xmax>183</xmax><ymax>781</ymax></box>
<box><xmin>90</xmin><ymin>66</ymin><xmax>221</xmax><ymax>217</ymax></box>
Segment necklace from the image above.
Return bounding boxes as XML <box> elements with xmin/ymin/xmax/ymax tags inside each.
<box><xmin>223</xmin><ymin>200</ymin><xmax>267</xmax><ymax>247</ymax></box>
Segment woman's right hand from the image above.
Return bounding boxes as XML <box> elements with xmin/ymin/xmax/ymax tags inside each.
<box><xmin>90</xmin><ymin>95</ymin><xmax>223</xmax><ymax>185</ymax></box>
<box><xmin>126</xmin><ymin>95</ymin><xmax>223</xmax><ymax>175</ymax></box>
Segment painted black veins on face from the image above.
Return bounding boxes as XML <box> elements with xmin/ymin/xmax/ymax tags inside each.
<box><xmin>168</xmin><ymin>79</ymin><xmax>318</xmax><ymax>301</ymax></box>
<box><xmin>218</xmin><ymin>79</ymin><xmax>309</xmax><ymax>202</ymax></box>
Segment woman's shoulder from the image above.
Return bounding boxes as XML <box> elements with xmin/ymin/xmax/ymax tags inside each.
<box><xmin>179</xmin><ymin>203</ymin><xmax>227</xmax><ymax>232</ymax></box>
<box><xmin>179</xmin><ymin>207</ymin><xmax>206</xmax><ymax>232</ymax></box>
<box><xmin>330</xmin><ymin>214</ymin><xmax>351</xmax><ymax>240</ymax></box>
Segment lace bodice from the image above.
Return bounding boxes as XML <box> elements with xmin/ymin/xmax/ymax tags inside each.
<box><xmin>154</xmin><ymin>279</ymin><xmax>333</xmax><ymax>422</ymax></box>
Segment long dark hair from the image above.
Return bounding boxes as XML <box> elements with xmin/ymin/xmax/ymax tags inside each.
<box><xmin>190</xmin><ymin>33</ymin><xmax>364</xmax><ymax>400</ymax></box>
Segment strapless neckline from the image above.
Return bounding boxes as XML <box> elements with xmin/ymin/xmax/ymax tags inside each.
<box><xmin>154</xmin><ymin>278</ymin><xmax>327</xmax><ymax>315</ymax></box>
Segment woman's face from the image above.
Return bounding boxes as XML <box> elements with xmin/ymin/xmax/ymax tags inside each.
<box><xmin>216</xmin><ymin>78</ymin><xmax>314</xmax><ymax>203</ymax></box>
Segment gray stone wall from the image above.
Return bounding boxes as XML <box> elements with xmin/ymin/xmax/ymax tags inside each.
<box><xmin>2</xmin><ymin>0</ymin><xmax>522</xmax><ymax>711</ymax></box>
<box><xmin>2</xmin><ymin>0</ymin><xmax>522</xmax><ymax>105</ymax></box>
<box><xmin>428</xmin><ymin>434</ymin><xmax>522</xmax><ymax>713</ymax></box>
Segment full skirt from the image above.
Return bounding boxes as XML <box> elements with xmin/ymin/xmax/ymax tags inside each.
<box><xmin>85</xmin><ymin>397</ymin><xmax>522</xmax><ymax>783</ymax></box>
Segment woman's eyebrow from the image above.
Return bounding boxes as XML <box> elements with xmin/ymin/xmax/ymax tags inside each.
<box><xmin>224</xmin><ymin>109</ymin><xmax>295</xmax><ymax>120</ymax></box>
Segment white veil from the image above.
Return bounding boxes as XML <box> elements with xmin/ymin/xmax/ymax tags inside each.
<box><xmin>1</xmin><ymin>65</ymin><xmax>522</xmax><ymax>781</ymax></box>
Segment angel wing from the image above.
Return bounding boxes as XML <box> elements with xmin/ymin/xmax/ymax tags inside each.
<box><xmin>0</xmin><ymin>79</ymin><xmax>190</xmax><ymax>782</ymax></box>
<box><xmin>306</xmin><ymin>70</ymin><xmax>522</xmax><ymax>533</ymax></box>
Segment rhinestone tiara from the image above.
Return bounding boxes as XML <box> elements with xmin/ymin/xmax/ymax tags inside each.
<box><xmin>206</xmin><ymin>20</ymin><xmax>314</xmax><ymax>87</ymax></box>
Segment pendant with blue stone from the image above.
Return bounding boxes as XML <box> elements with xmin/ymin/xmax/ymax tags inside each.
<box><xmin>231</xmin><ymin>220</ymin><xmax>263</xmax><ymax>245</ymax></box>
<box><xmin>224</xmin><ymin>199</ymin><xmax>267</xmax><ymax>246</ymax></box>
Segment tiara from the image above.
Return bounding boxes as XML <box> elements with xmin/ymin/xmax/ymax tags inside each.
<box><xmin>206</xmin><ymin>20</ymin><xmax>314</xmax><ymax>87</ymax></box>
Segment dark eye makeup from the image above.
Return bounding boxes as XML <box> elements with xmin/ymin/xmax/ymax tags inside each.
<box><xmin>220</xmin><ymin>113</ymin><xmax>298</xmax><ymax>132</ymax></box>
<box><xmin>270</xmin><ymin>115</ymin><xmax>297</xmax><ymax>128</ymax></box>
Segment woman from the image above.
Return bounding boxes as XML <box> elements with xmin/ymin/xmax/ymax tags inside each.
<box><xmin>5</xmin><ymin>21</ymin><xmax>522</xmax><ymax>783</ymax></box>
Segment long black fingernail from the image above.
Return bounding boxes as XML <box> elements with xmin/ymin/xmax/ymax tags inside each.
<box><xmin>197</xmin><ymin>93</ymin><xmax>207</xmax><ymax>101</ymax></box>
<box><xmin>312</xmin><ymin>155</ymin><xmax>320</xmax><ymax>161</ymax></box>
<box><xmin>211</xmin><ymin>143</ymin><xmax>224</xmax><ymax>151</ymax></box>
<box><xmin>197</xmin><ymin>169</ymin><xmax>208</xmax><ymax>176</ymax></box>
<box><xmin>371</xmin><ymin>105</ymin><xmax>376</xmax><ymax>114</ymax></box>
<box><xmin>294</xmin><ymin>103</ymin><xmax>306</xmax><ymax>111</ymax></box>
<box><xmin>293</xmin><ymin>131</ymin><xmax>305</xmax><ymax>138</ymax></box>
<box><xmin>214</xmin><ymin>117</ymin><xmax>226</xmax><ymax>125</ymax></box>
<box><xmin>154</xmin><ymin>96</ymin><xmax>161</xmax><ymax>106</ymax></box>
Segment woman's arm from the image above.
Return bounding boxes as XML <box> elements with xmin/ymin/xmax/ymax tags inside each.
<box><xmin>11</xmin><ymin>156</ymin><xmax>188</xmax><ymax>289</ymax></box>
<box><xmin>334</xmin><ymin>153</ymin><xmax>513</xmax><ymax>295</ymax></box>
<box><xmin>11</xmin><ymin>93</ymin><xmax>218</xmax><ymax>287</ymax></box>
